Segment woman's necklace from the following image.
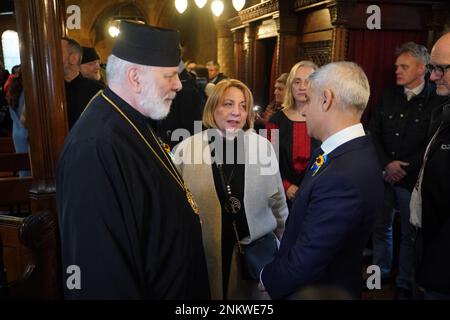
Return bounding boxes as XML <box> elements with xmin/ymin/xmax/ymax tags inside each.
<box><xmin>101</xmin><ymin>92</ymin><xmax>200</xmax><ymax>216</ymax></box>
<box><xmin>291</xmin><ymin>106</ymin><xmax>306</xmax><ymax>120</ymax></box>
<box><xmin>217</xmin><ymin>163</ymin><xmax>241</xmax><ymax>214</ymax></box>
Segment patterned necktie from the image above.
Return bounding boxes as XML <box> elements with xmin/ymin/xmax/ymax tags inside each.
<box><xmin>406</xmin><ymin>90</ymin><xmax>416</xmax><ymax>101</ymax></box>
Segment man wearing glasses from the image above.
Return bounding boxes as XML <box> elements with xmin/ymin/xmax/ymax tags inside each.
<box><xmin>369</xmin><ymin>42</ymin><xmax>448</xmax><ymax>300</ymax></box>
<box><xmin>411</xmin><ymin>32</ymin><xmax>450</xmax><ymax>300</ymax></box>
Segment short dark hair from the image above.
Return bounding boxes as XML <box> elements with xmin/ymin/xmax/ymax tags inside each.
<box><xmin>11</xmin><ymin>65</ymin><xmax>21</xmax><ymax>75</ymax></box>
<box><xmin>275</xmin><ymin>73</ymin><xmax>288</xmax><ymax>85</ymax></box>
<box><xmin>396</xmin><ymin>42</ymin><xmax>429</xmax><ymax>65</ymax></box>
<box><xmin>62</xmin><ymin>37</ymin><xmax>83</xmax><ymax>65</ymax></box>
<box><xmin>206</xmin><ymin>61</ymin><xmax>220</xmax><ymax>70</ymax></box>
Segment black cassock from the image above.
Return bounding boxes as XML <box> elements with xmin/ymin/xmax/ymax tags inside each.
<box><xmin>56</xmin><ymin>87</ymin><xmax>210</xmax><ymax>299</ymax></box>
<box><xmin>65</xmin><ymin>74</ymin><xmax>105</xmax><ymax>130</ymax></box>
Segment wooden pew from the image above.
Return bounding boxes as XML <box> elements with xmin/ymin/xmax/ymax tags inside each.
<box><xmin>0</xmin><ymin>177</ymin><xmax>32</xmax><ymax>215</ymax></box>
<box><xmin>0</xmin><ymin>176</ymin><xmax>32</xmax><ymax>206</ymax></box>
<box><xmin>0</xmin><ymin>137</ymin><xmax>14</xmax><ymax>154</ymax></box>
<box><xmin>0</xmin><ymin>214</ymin><xmax>34</xmax><ymax>297</ymax></box>
<box><xmin>0</xmin><ymin>153</ymin><xmax>31</xmax><ymax>177</ymax></box>
<box><xmin>0</xmin><ymin>212</ymin><xmax>56</xmax><ymax>299</ymax></box>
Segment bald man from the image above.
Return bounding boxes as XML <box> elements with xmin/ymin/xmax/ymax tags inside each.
<box><xmin>412</xmin><ymin>32</ymin><xmax>450</xmax><ymax>300</ymax></box>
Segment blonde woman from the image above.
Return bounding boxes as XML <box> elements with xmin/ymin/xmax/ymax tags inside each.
<box><xmin>174</xmin><ymin>79</ymin><xmax>288</xmax><ymax>299</ymax></box>
<box><xmin>266</xmin><ymin>61</ymin><xmax>319</xmax><ymax>207</ymax></box>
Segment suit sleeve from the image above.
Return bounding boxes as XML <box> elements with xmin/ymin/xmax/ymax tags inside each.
<box><xmin>261</xmin><ymin>175</ymin><xmax>363</xmax><ymax>299</ymax></box>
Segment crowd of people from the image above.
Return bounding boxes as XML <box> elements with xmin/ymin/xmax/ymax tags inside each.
<box><xmin>3</xmin><ymin>20</ymin><xmax>449</xmax><ymax>300</ymax></box>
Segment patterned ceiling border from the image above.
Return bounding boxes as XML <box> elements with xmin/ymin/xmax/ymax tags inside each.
<box><xmin>299</xmin><ymin>40</ymin><xmax>332</xmax><ymax>66</ymax></box>
<box><xmin>239</xmin><ymin>0</ymin><xmax>279</xmax><ymax>24</ymax></box>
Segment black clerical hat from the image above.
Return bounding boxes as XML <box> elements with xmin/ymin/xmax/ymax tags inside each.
<box><xmin>112</xmin><ymin>21</ymin><xmax>180</xmax><ymax>67</ymax></box>
<box><xmin>81</xmin><ymin>47</ymin><xmax>100</xmax><ymax>64</ymax></box>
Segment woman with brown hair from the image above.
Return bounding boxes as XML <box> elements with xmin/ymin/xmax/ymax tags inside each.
<box><xmin>174</xmin><ymin>79</ymin><xmax>288</xmax><ymax>299</ymax></box>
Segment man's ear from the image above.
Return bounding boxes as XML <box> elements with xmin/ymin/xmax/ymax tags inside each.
<box><xmin>418</xmin><ymin>63</ymin><xmax>427</xmax><ymax>76</ymax></box>
<box><xmin>321</xmin><ymin>89</ymin><xmax>333</xmax><ymax>112</ymax></box>
<box><xmin>127</xmin><ymin>67</ymin><xmax>142</xmax><ymax>93</ymax></box>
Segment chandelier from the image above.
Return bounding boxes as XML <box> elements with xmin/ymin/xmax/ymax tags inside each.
<box><xmin>174</xmin><ymin>0</ymin><xmax>246</xmax><ymax>16</ymax></box>
<box><xmin>108</xmin><ymin>17</ymin><xmax>146</xmax><ymax>38</ymax></box>
<box><xmin>107</xmin><ymin>2</ymin><xmax>147</xmax><ymax>38</ymax></box>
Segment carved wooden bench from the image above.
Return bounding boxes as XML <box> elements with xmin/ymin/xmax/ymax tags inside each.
<box><xmin>0</xmin><ymin>212</ymin><xmax>57</xmax><ymax>299</ymax></box>
<box><xmin>0</xmin><ymin>153</ymin><xmax>31</xmax><ymax>177</ymax></box>
<box><xmin>0</xmin><ymin>176</ymin><xmax>32</xmax><ymax>215</ymax></box>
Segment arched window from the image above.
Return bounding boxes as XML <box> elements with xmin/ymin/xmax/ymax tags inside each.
<box><xmin>1</xmin><ymin>30</ymin><xmax>21</xmax><ymax>73</ymax></box>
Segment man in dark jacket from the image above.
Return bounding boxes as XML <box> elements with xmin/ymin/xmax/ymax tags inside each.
<box><xmin>153</xmin><ymin>61</ymin><xmax>203</xmax><ymax>148</ymax></box>
<box><xmin>62</xmin><ymin>38</ymin><xmax>104</xmax><ymax>129</ymax></box>
<box><xmin>411</xmin><ymin>32</ymin><xmax>450</xmax><ymax>300</ymax></box>
<box><xmin>369</xmin><ymin>42</ymin><xmax>448</xmax><ymax>299</ymax></box>
<box><xmin>206</xmin><ymin>60</ymin><xmax>227</xmax><ymax>84</ymax></box>
<box><xmin>80</xmin><ymin>46</ymin><xmax>105</xmax><ymax>85</ymax></box>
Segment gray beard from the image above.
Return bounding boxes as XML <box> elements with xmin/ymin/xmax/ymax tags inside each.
<box><xmin>138</xmin><ymin>86</ymin><xmax>172</xmax><ymax>120</ymax></box>
<box><xmin>144</xmin><ymin>99</ymin><xmax>171</xmax><ymax>120</ymax></box>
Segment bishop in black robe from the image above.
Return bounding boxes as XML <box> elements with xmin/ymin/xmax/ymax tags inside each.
<box><xmin>56</xmin><ymin>87</ymin><xmax>210</xmax><ymax>299</ymax></box>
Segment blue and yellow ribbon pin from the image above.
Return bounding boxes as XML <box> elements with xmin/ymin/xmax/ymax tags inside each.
<box><xmin>310</xmin><ymin>153</ymin><xmax>328</xmax><ymax>176</ymax></box>
<box><xmin>158</xmin><ymin>138</ymin><xmax>175</xmax><ymax>161</ymax></box>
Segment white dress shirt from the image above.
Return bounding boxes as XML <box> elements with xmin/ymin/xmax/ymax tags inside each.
<box><xmin>321</xmin><ymin>123</ymin><xmax>366</xmax><ymax>155</ymax></box>
<box><xmin>404</xmin><ymin>81</ymin><xmax>425</xmax><ymax>96</ymax></box>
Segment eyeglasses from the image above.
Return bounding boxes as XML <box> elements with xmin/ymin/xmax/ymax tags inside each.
<box><xmin>427</xmin><ymin>64</ymin><xmax>450</xmax><ymax>77</ymax></box>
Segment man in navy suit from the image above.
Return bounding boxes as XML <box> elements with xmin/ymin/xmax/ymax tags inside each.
<box><xmin>260</xmin><ymin>61</ymin><xmax>384</xmax><ymax>299</ymax></box>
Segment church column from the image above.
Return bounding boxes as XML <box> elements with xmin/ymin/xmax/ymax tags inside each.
<box><xmin>427</xmin><ymin>2</ymin><xmax>448</xmax><ymax>48</ymax></box>
<box><xmin>232</xmin><ymin>28</ymin><xmax>245</xmax><ymax>81</ymax></box>
<box><xmin>14</xmin><ymin>0</ymin><xmax>68</xmax><ymax>298</ymax></box>
<box><xmin>215</xmin><ymin>6</ymin><xmax>235</xmax><ymax>80</ymax></box>
<box><xmin>243</xmin><ymin>23</ymin><xmax>256</xmax><ymax>90</ymax></box>
<box><xmin>276</xmin><ymin>1</ymin><xmax>299</xmax><ymax>73</ymax></box>
<box><xmin>328</xmin><ymin>1</ymin><xmax>351</xmax><ymax>61</ymax></box>
<box><xmin>217</xmin><ymin>20</ymin><xmax>235</xmax><ymax>79</ymax></box>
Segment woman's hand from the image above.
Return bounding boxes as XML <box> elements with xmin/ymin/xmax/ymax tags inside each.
<box><xmin>286</xmin><ymin>184</ymin><xmax>299</xmax><ymax>200</ymax></box>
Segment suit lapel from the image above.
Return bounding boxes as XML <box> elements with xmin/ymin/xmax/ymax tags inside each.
<box><xmin>300</xmin><ymin>136</ymin><xmax>370</xmax><ymax>188</ymax></box>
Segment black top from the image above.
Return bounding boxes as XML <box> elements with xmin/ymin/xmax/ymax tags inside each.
<box><xmin>210</xmin><ymin>73</ymin><xmax>228</xmax><ymax>85</ymax></box>
<box><xmin>418</xmin><ymin>114</ymin><xmax>450</xmax><ymax>293</ymax></box>
<box><xmin>65</xmin><ymin>73</ymin><xmax>105</xmax><ymax>129</ymax></box>
<box><xmin>209</xmin><ymin>132</ymin><xmax>249</xmax><ymax>298</ymax></box>
<box><xmin>267</xmin><ymin>111</ymin><xmax>320</xmax><ymax>189</ymax></box>
<box><xmin>153</xmin><ymin>69</ymin><xmax>203</xmax><ymax>147</ymax></box>
<box><xmin>368</xmin><ymin>80</ymin><xmax>449</xmax><ymax>190</ymax></box>
<box><xmin>56</xmin><ymin>87</ymin><xmax>210</xmax><ymax>299</ymax></box>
